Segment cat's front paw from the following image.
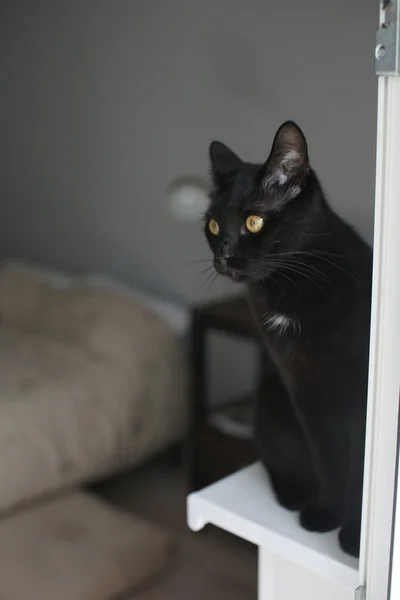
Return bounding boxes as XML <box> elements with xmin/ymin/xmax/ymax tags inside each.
<box><xmin>300</xmin><ymin>505</ymin><xmax>340</xmax><ymax>532</ymax></box>
<box><xmin>339</xmin><ymin>524</ymin><xmax>361</xmax><ymax>557</ymax></box>
<box><xmin>267</xmin><ymin>469</ymin><xmax>315</xmax><ymax>512</ymax></box>
<box><xmin>272</xmin><ymin>480</ymin><xmax>311</xmax><ymax>511</ymax></box>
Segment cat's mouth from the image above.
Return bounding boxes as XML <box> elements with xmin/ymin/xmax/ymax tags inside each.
<box><xmin>213</xmin><ymin>259</ymin><xmax>247</xmax><ymax>283</ymax></box>
<box><xmin>226</xmin><ymin>270</ymin><xmax>247</xmax><ymax>282</ymax></box>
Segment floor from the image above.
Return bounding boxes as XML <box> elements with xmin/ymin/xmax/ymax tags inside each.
<box><xmin>94</xmin><ymin>456</ymin><xmax>257</xmax><ymax>599</ymax></box>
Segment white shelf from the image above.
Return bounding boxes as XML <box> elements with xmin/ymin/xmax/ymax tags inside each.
<box><xmin>187</xmin><ymin>462</ymin><xmax>359</xmax><ymax>590</ymax></box>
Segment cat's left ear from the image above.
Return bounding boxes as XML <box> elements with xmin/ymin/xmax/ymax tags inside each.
<box><xmin>209</xmin><ymin>141</ymin><xmax>243</xmax><ymax>187</ymax></box>
<box><xmin>261</xmin><ymin>121</ymin><xmax>310</xmax><ymax>195</ymax></box>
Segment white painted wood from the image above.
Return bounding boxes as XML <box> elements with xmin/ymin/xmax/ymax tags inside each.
<box><xmin>389</xmin><ymin>444</ymin><xmax>400</xmax><ymax>600</ymax></box>
<box><xmin>274</xmin><ymin>557</ymin><xmax>354</xmax><ymax>600</ymax></box>
<box><xmin>258</xmin><ymin>548</ymin><xmax>275</xmax><ymax>600</ymax></box>
<box><xmin>187</xmin><ymin>463</ymin><xmax>358</xmax><ymax>590</ymax></box>
<box><xmin>358</xmin><ymin>74</ymin><xmax>400</xmax><ymax>600</ymax></box>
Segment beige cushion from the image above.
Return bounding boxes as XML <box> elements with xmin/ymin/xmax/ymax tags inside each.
<box><xmin>0</xmin><ymin>263</ymin><xmax>188</xmax><ymax>512</ymax></box>
<box><xmin>0</xmin><ymin>490</ymin><xmax>174</xmax><ymax>600</ymax></box>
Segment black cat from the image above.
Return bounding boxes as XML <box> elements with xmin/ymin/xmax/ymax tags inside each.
<box><xmin>204</xmin><ymin>121</ymin><xmax>372</xmax><ymax>558</ymax></box>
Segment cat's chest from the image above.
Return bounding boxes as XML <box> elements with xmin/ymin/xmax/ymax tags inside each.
<box><xmin>247</xmin><ymin>287</ymin><xmax>301</xmax><ymax>343</ymax></box>
<box><xmin>262</xmin><ymin>312</ymin><xmax>299</xmax><ymax>336</ymax></box>
<box><xmin>247</xmin><ymin>287</ymin><xmax>315</xmax><ymax>388</ymax></box>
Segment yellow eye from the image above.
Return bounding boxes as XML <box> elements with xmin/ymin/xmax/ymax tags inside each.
<box><xmin>208</xmin><ymin>219</ymin><xmax>220</xmax><ymax>236</ymax></box>
<box><xmin>246</xmin><ymin>215</ymin><xmax>264</xmax><ymax>233</ymax></box>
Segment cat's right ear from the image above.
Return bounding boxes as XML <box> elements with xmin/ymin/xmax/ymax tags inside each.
<box><xmin>209</xmin><ymin>141</ymin><xmax>243</xmax><ymax>187</ymax></box>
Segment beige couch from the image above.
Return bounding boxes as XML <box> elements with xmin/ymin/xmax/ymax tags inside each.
<box><xmin>0</xmin><ymin>262</ymin><xmax>188</xmax><ymax>512</ymax></box>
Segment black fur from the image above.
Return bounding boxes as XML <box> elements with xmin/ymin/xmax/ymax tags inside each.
<box><xmin>205</xmin><ymin>121</ymin><xmax>372</xmax><ymax>557</ymax></box>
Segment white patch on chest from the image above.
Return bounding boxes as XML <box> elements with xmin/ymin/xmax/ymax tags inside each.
<box><xmin>264</xmin><ymin>313</ymin><xmax>292</xmax><ymax>333</ymax></box>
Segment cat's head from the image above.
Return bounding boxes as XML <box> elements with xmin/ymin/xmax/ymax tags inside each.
<box><xmin>205</xmin><ymin>121</ymin><xmax>320</xmax><ymax>283</ymax></box>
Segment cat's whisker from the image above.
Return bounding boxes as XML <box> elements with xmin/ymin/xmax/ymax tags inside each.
<box><xmin>302</xmin><ymin>253</ymin><xmax>362</xmax><ymax>286</ymax></box>
<box><xmin>277</xmin><ymin>264</ymin><xmax>329</xmax><ymax>298</ymax></box>
<box><xmin>253</xmin><ymin>261</ymin><xmax>303</xmax><ymax>294</ymax></box>
<box><xmin>256</xmin><ymin>259</ymin><xmax>330</xmax><ymax>297</ymax></box>
<box><xmin>272</xmin><ymin>268</ymin><xmax>303</xmax><ymax>294</ymax></box>
<box><xmin>184</xmin><ymin>264</ymin><xmax>215</xmax><ymax>300</ymax></box>
<box><xmin>271</xmin><ymin>249</ymin><xmax>358</xmax><ymax>263</ymax></box>
<box><xmin>190</xmin><ymin>268</ymin><xmax>219</xmax><ymax>299</ymax></box>
<box><xmin>206</xmin><ymin>271</ymin><xmax>219</xmax><ymax>293</ymax></box>
<box><xmin>256</xmin><ymin>272</ymin><xmax>284</xmax><ymax>294</ymax></box>
<box><xmin>253</xmin><ymin>252</ymin><xmax>335</xmax><ymax>287</ymax></box>
<box><xmin>184</xmin><ymin>258</ymin><xmax>213</xmax><ymax>266</ymax></box>
<box><xmin>273</xmin><ymin>251</ymin><xmax>363</xmax><ymax>287</ymax></box>
<box><xmin>272</xmin><ymin>258</ymin><xmax>332</xmax><ymax>287</ymax></box>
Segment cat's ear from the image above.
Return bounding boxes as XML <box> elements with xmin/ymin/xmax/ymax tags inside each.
<box><xmin>209</xmin><ymin>141</ymin><xmax>243</xmax><ymax>186</ymax></box>
<box><xmin>261</xmin><ymin>121</ymin><xmax>309</xmax><ymax>196</ymax></box>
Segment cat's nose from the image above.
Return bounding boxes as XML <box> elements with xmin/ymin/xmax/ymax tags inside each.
<box><xmin>216</xmin><ymin>240</ymin><xmax>235</xmax><ymax>262</ymax></box>
<box><xmin>217</xmin><ymin>250</ymin><xmax>234</xmax><ymax>262</ymax></box>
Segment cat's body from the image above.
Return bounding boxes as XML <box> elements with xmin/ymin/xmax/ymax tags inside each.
<box><xmin>204</xmin><ymin>122</ymin><xmax>372</xmax><ymax>557</ymax></box>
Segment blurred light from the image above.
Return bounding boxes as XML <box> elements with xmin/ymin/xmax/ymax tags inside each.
<box><xmin>167</xmin><ymin>176</ymin><xmax>210</xmax><ymax>222</ymax></box>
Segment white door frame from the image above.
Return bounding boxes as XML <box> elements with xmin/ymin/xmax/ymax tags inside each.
<box><xmin>359</xmin><ymin>73</ymin><xmax>400</xmax><ymax>600</ymax></box>
<box><xmin>389</xmin><ymin>441</ymin><xmax>400</xmax><ymax>599</ymax></box>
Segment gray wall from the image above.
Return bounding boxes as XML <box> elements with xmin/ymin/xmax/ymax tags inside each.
<box><xmin>0</xmin><ymin>0</ymin><xmax>377</xmax><ymax>305</ymax></box>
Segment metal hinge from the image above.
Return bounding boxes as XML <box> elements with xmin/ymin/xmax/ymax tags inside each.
<box><xmin>355</xmin><ymin>585</ymin><xmax>366</xmax><ymax>600</ymax></box>
<box><xmin>376</xmin><ymin>1</ymin><xmax>400</xmax><ymax>75</ymax></box>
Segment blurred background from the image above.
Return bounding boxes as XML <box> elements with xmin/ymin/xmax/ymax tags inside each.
<box><xmin>0</xmin><ymin>1</ymin><xmax>377</xmax><ymax>599</ymax></box>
